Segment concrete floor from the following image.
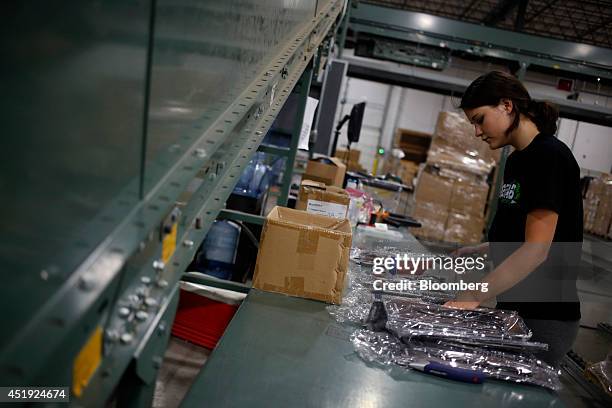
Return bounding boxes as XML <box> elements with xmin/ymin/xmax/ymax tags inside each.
<box><xmin>154</xmin><ymin>234</ymin><xmax>612</xmax><ymax>407</ymax></box>
<box><xmin>153</xmin><ymin>338</ymin><xmax>210</xmax><ymax>408</ymax></box>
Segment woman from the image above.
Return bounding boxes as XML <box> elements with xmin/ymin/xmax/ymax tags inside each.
<box><xmin>444</xmin><ymin>71</ymin><xmax>583</xmax><ymax>366</ymax></box>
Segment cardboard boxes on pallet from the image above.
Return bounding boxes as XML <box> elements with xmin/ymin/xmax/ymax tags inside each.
<box><xmin>583</xmin><ymin>174</ymin><xmax>612</xmax><ymax>237</ymax></box>
<box><xmin>427</xmin><ymin>111</ymin><xmax>501</xmax><ymax>176</ymax></box>
<box><xmin>451</xmin><ymin>179</ymin><xmax>490</xmax><ymax>217</ymax></box>
<box><xmin>411</xmin><ymin>168</ymin><xmax>489</xmax><ymax>244</ymax></box>
<box><xmin>411</xmin><ymin>202</ymin><xmax>448</xmax><ymax>241</ymax></box>
<box><xmin>444</xmin><ymin>212</ymin><xmax>486</xmax><ymax>244</ymax></box>
<box><xmin>408</xmin><ymin>111</ymin><xmax>501</xmax><ymax>244</ymax></box>
<box><xmin>414</xmin><ymin>170</ymin><xmax>454</xmax><ymax>209</ymax></box>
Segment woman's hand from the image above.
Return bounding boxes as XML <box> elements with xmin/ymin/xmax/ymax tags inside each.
<box><xmin>443</xmin><ymin>290</ymin><xmax>481</xmax><ymax>310</ymax></box>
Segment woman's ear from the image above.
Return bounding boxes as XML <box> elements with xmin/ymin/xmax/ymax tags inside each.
<box><xmin>500</xmin><ymin>98</ymin><xmax>513</xmax><ymax>114</ymax></box>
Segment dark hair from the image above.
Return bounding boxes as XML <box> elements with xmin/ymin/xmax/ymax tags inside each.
<box><xmin>460</xmin><ymin>71</ymin><xmax>559</xmax><ymax>135</ymax></box>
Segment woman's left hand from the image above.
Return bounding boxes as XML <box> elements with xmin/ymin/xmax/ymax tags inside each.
<box><xmin>443</xmin><ymin>291</ymin><xmax>481</xmax><ymax>310</ymax></box>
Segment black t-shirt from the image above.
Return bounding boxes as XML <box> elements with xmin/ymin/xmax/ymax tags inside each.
<box><xmin>488</xmin><ymin>133</ymin><xmax>582</xmax><ymax>321</ymax></box>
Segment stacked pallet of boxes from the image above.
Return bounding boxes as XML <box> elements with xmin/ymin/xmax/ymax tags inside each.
<box><xmin>411</xmin><ymin>111</ymin><xmax>499</xmax><ymax>244</ymax></box>
<box><xmin>583</xmin><ymin>174</ymin><xmax>612</xmax><ymax>238</ymax></box>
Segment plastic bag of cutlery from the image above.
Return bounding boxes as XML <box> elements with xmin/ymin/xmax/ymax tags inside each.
<box><xmin>385</xmin><ymin>298</ymin><xmax>533</xmax><ymax>341</ymax></box>
<box><xmin>351</xmin><ymin>329</ymin><xmax>561</xmax><ymax>390</ymax></box>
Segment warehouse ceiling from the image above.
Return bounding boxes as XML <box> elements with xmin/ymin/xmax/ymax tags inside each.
<box><xmin>362</xmin><ymin>0</ymin><xmax>612</xmax><ymax>49</ymax></box>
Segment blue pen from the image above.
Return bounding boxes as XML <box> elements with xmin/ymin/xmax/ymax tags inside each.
<box><xmin>409</xmin><ymin>361</ymin><xmax>486</xmax><ymax>384</ymax></box>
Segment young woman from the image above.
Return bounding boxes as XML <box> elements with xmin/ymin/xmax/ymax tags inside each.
<box><xmin>443</xmin><ymin>71</ymin><xmax>583</xmax><ymax>366</ymax></box>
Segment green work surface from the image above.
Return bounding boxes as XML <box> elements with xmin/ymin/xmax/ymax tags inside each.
<box><xmin>181</xmin><ymin>289</ymin><xmax>563</xmax><ymax>407</ymax></box>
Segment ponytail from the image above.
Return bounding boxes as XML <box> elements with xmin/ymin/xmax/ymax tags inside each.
<box><xmin>528</xmin><ymin>100</ymin><xmax>559</xmax><ymax>136</ymax></box>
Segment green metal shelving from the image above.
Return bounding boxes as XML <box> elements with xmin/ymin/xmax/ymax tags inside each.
<box><xmin>0</xmin><ymin>0</ymin><xmax>347</xmax><ymax>405</ymax></box>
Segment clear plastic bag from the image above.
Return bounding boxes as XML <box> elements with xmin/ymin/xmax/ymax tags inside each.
<box><xmin>385</xmin><ymin>299</ymin><xmax>533</xmax><ymax>341</ymax></box>
<box><xmin>585</xmin><ymin>351</ymin><xmax>612</xmax><ymax>397</ymax></box>
<box><xmin>351</xmin><ymin>328</ymin><xmax>561</xmax><ymax>390</ymax></box>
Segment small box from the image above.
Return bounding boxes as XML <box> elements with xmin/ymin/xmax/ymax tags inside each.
<box><xmin>304</xmin><ymin>157</ymin><xmax>346</xmax><ymax>187</ymax></box>
<box><xmin>296</xmin><ymin>180</ymin><xmax>350</xmax><ymax>219</ymax></box>
<box><xmin>253</xmin><ymin>206</ymin><xmax>353</xmax><ymax>304</ymax></box>
<box><xmin>414</xmin><ymin>170</ymin><xmax>453</xmax><ymax>209</ymax></box>
<box><xmin>334</xmin><ymin>148</ymin><xmax>361</xmax><ymax>164</ymax></box>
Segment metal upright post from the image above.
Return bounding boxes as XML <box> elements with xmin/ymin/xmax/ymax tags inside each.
<box><xmin>337</xmin><ymin>1</ymin><xmax>351</xmax><ymax>58</ymax></box>
<box><xmin>278</xmin><ymin>61</ymin><xmax>314</xmax><ymax>206</ymax></box>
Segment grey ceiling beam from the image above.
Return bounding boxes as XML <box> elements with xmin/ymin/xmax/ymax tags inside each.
<box><xmin>343</xmin><ymin>53</ymin><xmax>612</xmax><ymax>127</ymax></box>
<box><xmin>350</xmin><ymin>3</ymin><xmax>612</xmax><ymax>73</ymax></box>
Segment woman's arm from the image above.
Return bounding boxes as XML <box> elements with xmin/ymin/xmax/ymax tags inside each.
<box><xmin>452</xmin><ymin>242</ymin><xmax>490</xmax><ymax>257</ymax></box>
<box><xmin>444</xmin><ymin>209</ymin><xmax>558</xmax><ymax>309</ymax></box>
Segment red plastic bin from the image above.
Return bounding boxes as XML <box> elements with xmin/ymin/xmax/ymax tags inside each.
<box><xmin>171</xmin><ymin>288</ymin><xmax>241</xmax><ymax>349</ymax></box>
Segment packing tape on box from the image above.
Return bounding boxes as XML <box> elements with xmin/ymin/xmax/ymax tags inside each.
<box><xmin>268</xmin><ymin>219</ymin><xmax>352</xmax><ymax>244</ymax></box>
<box><xmin>304</xmin><ymin>175</ymin><xmax>334</xmax><ymax>186</ymax></box>
<box><xmin>297</xmin><ymin>228</ymin><xmax>319</xmax><ymax>254</ymax></box>
<box><xmin>285</xmin><ymin>276</ymin><xmax>305</xmax><ymax>292</ymax></box>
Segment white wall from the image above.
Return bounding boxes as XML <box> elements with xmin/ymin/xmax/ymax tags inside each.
<box><xmin>335</xmin><ymin>77</ymin><xmax>390</xmax><ymax>172</ymax></box>
<box><xmin>395</xmin><ymin>89</ymin><xmax>446</xmax><ymax>134</ymax></box>
<box><xmin>557</xmin><ymin>118</ymin><xmax>579</xmax><ymax>148</ymax></box>
<box><xmin>570</xmin><ymin>122</ymin><xmax>612</xmax><ymax>173</ymax></box>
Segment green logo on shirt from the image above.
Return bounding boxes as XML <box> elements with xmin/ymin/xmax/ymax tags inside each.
<box><xmin>500</xmin><ymin>181</ymin><xmax>521</xmax><ymax>205</ymax></box>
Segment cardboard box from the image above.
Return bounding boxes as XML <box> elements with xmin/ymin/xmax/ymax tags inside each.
<box><xmin>584</xmin><ymin>175</ymin><xmax>612</xmax><ymax>235</ymax></box>
<box><xmin>296</xmin><ymin>180</ymin><xmax>350</xmax><ymax>219</ymax></box>
<box><xmin>253</xmin><ymin>206</ymin><xmax>353</xmax><ymax>304</ymax></box>
<box><xmin>444</xmin><ymin>212</ymin><xmax>485</xmax><ymax>244</ymax></box>
<box><xmin>414</xmin><ymin>170</ymin><xmax>453</xmax><ymax>209</ymax></box>
<box><xmin>334</xmin><ymin>148</ymin><xmax>361</xmax><ymax>164</ymax></box>
<box><xmin>304</xmin><ymin>157</ymin><xmax>346</xmax><ymax>187</ymax></box>
<box><xmin>410</xmin><ymin>202</ymin><xmax>448</xmax><ymax>241</ymax></box>
<box><xmin>347</xmin><ymin>162</ymin><xmax>366</xmax><ymax>173</ymax></box>
<box><xmin>398</xmin><ymin>160</ymin><xmax>419</xmax><ymax>186</ymax></box>
<box><xmin>450</xmin><ymin>180</ymin><xmax>490</xmax><ymax>216</ymax></box>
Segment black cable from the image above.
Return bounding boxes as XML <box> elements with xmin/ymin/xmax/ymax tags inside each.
<box><xmin>226</xmin><ymin>220</ymin><xmax>259</xmax><ymax>249</ymax></box>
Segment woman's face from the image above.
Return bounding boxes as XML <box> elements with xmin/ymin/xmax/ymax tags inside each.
<box><xmin>463</xmin><ymin>101</ymin><xmax>513</xmax><ymax>149</ymax></box>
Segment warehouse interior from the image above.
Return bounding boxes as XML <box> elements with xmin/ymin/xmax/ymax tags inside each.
<box><xmin>1</xmin><ymin>0</ymin><xmax>612</xmax><ymax>406</ymax></box>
